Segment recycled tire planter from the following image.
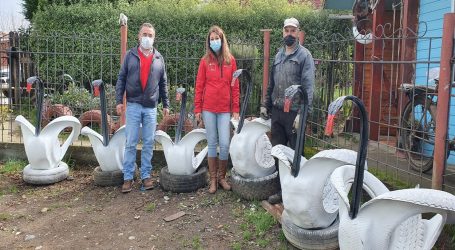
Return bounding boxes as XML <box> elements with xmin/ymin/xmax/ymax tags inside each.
<box><xmin>160</xmin><ymin>166</ymin><xmax>207</xmax><ymax>193</ymax></box>
<box><xmin>93</xmin><ymin>166</ymin><xmax>124</xmax><ymax>187</ymax></box>
<box><xmin>23</xmin><ymin>162</ymin><xmax>69</xmax><ymax>185</ymax></box>
<box><xmin>281</xmin><ymin>210</ymin><xmax>339</xmax><ymax>250</ymax></box>
<box><xmin>231</xmin><ymin>168</ymin><xmax>280</xmax><ymax>201</ymax></box>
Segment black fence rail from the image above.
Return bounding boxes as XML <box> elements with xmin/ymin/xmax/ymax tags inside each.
<box><xmin>0</xmin><ymin>31</ymin><xmax>264</xmax><ymax>145</ymax></box>
<box><xmin>1</xmin><ymin>28</ymin><xmax>454</xmax><ymax>193</ymax></box>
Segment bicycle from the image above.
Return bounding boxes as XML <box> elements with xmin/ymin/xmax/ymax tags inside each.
<box><xmin>399</xmin><ymin>79</ymin><xmax>455</xmax><ymax>172</ymax></box>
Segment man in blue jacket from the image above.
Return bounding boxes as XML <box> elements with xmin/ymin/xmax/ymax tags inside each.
<box><xmin>261</xmin><ymin>18</ymin><xmax>315</xmax><ymax>204</ymax></box>
<box><xmin>116</xmin><ymin>23</ymin><xmax>170</xmax><ymax>193</ymax></box>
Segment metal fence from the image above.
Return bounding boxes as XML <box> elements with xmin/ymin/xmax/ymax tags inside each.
<box><xmin>304</xmin><ymin>23</ymin><xmax>455</xmax><ymax>193</ymax></box>
<box><xmin>1</xmin><ymin>26</ymin><xmax>455</xmax><ymax>193</ymax></box>
<box><xmin>0</xmin><ymin>31</ymin><xmax>264</xmax><ymax>144</ymax></box>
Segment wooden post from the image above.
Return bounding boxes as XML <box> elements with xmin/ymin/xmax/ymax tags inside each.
<box><xmin>260</xmin><ymin>29</ymin><xmax>272</xmax><ymax>104</ymax></box>
<box><xmin>299</xmin><ymin>30</ymin><xmax>305</xmax><ymax>45</ymax></box>
<box><xmin>369</xmin><ymin>0</ymin><xmax>385</xmax><ymax>141</ymax></box>
<box><xmin>432</xmin><ymin>13</ymin><xmax>455</xmax><ymax>190</ymax></box>
<box><xmin>353</xmin><ymin>41</ymin><xmax>365</xmax><ymax>132</ymax></box>
<box><xmin>119</xmin><ymin>14</ymin><xmax>128</xmax><ymax>126</ymax></box>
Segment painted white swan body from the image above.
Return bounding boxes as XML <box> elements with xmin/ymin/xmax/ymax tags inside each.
<box><xmin>230</xmin><ymin>117</ymin><xmax>275</xmax><ymax>178</ymax></box>
<box><xmin>271</xmin><ymin>145</ymin><xmax>366</xmax><ymax>228</ymax></box>
<box><xmin>15</xmin><ymin>115</ymin><xmax>81</xmax><ymax>170</ymax></box>
<box><xmin>155</xmin><ymin>129</ymin><xmax>208</xmax><ymax>175</ymax></box>
<box><xmin>81</xmin><ymin>125</ymin><xmax>126</xmax><ymax>172</ymax></box>
<box><xmin>330</xmin><ymin>165</ymin><xmax>455</xmax><ymax>250</ymax></box>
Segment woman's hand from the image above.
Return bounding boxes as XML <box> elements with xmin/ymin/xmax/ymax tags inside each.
<box><xmin>232</xmin><ymin>112</ymin><xmax>239</xmax><ymax>120</ymax></box>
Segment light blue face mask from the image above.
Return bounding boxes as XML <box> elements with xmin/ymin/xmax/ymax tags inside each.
<box><xmin>210</xmin><ymin>39</ymin><xmax>222</xmax><ymax>52</ymax></box>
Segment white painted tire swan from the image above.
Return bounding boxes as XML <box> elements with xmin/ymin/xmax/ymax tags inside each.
<box><xmin>155</xmin><ymin>88</ymin><xmax>208</xmax><ymax>193</ymax></box>
<box><xmin>326</xmin><ymin>95</ymin><xmax>455</xmax><ymax>250</ymax></box>
<box><xmin>229</xmin><ymin>69</ymin><xmax>278</xmax><ymax>200</ymax></box>
<box><xmin>230</xmin><ymin>117</ymin><xmax>274</xmax><ymax>178</ymax></box>
<box><xmin>80</xmin><ymin>80</ymin><xmax>126</xmax><ymax>186</ymax></box>
<box><xmin>16</xmin><ymin>76</ymin><xmax>81</xmax><ymax>184</ymax></box>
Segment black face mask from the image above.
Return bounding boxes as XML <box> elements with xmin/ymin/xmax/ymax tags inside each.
<box><xmin>283</xmin><ymin>35</ymin><xmax>296</xmax><ymax>47</ymax></box>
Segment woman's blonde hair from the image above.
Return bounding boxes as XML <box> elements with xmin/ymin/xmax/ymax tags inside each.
<box><xmin>203</xmin><ymin>25</ymin><xmax>232</xmax><ymax>65</ymax></box>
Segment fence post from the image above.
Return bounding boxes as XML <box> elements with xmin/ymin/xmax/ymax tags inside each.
<box><xmin>369</xmin><ymin>0</ymin><xmax>385</xmax><ymax>141</ymax></box>
<box><xmin>260</xmin><ymin>29</ymin><xmax>272</xmax><ymax>104</ymax></box>
<box><xmin>432</xmin><ymin>13</ymin><xmax>455</xmax><ymax>190</ymax></box>
<box><xmin>299</xmin><ymin>31</ymin><xmax>305</xmax><ymax>45</ymax></box>
<box><xmin>8</xmin><ymin>32</ymin><xmax>20</xmax><ymax>105</ymax></box>
<box><xmin>119</xmin><ymin>14</ymin><xmax>128</xmax><ymax>126</ymax></box>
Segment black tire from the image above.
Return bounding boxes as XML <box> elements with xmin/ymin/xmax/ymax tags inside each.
<box><xmin>400</xmin><ymin>97</ymin><xmax>435</xmax><ymax>172</ymax></box>
<box><xmin>231</xmin><ymin>168</ymin><xmax>280</xmax><ymax>201</ymax></box>
<box><xmin>93</xmin><ymin>166</ymin><xmax>124</xmax><ymax>187</ymax></box>
<box><xmin>281</xmin><ymin>210</ymin><xmax>339</xmax><ymax>250</ymax></box>
<box><xmin>159</xmin><ymin>166</ymin><xmax>207</xmax><ymax>193</ymax></box>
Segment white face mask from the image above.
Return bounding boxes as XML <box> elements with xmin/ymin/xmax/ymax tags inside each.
<box><xmin>141</xmin><ymin>36</ymin><xmax>154</xmax><ymax>50</ymax></box>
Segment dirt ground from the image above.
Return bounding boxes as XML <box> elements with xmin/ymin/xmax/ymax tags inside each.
<box><xmin>0</xmin><ymin>163</ymin><xmax>294</xmax><ymax>250</ymax></box>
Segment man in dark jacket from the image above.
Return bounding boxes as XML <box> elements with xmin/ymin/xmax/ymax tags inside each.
<box><xmin>261</xmin><ymin>17</ymin><xmax>315</xmax><ymax>204</ymax></box>
<box><xmin>116</xmin><ymin>23</ymin><xmax>170</xmax><ymax>193</ymax></box>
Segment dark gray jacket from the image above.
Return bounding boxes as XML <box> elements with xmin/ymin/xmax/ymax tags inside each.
<box><xmin>115</xmin><ymin>46</ymin><xmax>170</xmax><ymax>109</ymax></box>
<box><xmin>263</xmin><ymin>44</ymin><xmax>315</xmax><ymax>112</ymax></box>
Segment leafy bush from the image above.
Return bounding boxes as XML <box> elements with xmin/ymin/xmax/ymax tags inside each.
<box><xmin>49</xmin><ymin>82</ymin><xmax>117</xmax><ymax>115</ymax></box>
<box><xmin>19</xmin><ymin>0</ymin><xmax>350</xmax><ymax>117</ymax></box>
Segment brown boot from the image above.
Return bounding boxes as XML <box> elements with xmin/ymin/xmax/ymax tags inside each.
<box><xmin>142</xmin><ymin>178</ymin><xmax>155</xmax><ymax>190</ymax></box>
<box><xmin>208</xmin><ymin>157</ymin><xmax>218</xmax><ymax>194</ymax></box>
<box><xmin>122</xmin><ymin>180</ymin><xmax>133</xmax><ymax>193</ymax></box>
<box><xmin>218</xmin><ymin>159</ymin><xmax>231</xmax><ymax>191</ymax></box>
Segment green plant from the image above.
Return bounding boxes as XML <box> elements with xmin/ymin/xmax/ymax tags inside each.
<box><xmin>145</xmin><ymin>202</ymin><xmax>156</xmax><ymax>212</ymax></box>
<box><xmin>0</xmin><ymin>159</ymin><xmax>27</xmax><ymax>174</ymax></box>
<box><xmin>0</xmin><ymin>213</ymin><xmax>11</xmax><ymax>221</ymax></box>
<box><xmin>191</xmin><ymin>235</ymin><xmax>202</xmax><ymax>250</ymax></box>
<box><xmin>0</xmin><ymin>185</ymin><xmax>19</xmax><ymax>197</ymax></box>
<box><xmin>368</xmin><ymin>168</ymin><xmax>413</xmax><ymax>190</ymax></box>
<box><xmin>238</xmin><ymin>202</ymin><xmax>278</xmax><ymax>246</ymax></box>
<box><xmin>242</xmin><ymin>230</ymin><xmax>252</xmax><ymax>241</ymax></box>
<box><xmin>0</xmin><ymin>105</ymin><xmax>12</xmax><ymax>129</ymax></box>
<box><xmin>231</xmin><ymin>242</ymin><xmax>242</xmax><ymax>250</ymax></box>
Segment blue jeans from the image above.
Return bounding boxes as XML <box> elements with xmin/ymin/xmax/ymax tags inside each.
<box><xmin>202</xmin><ymin>111</ymin><xmax>231</xmax><ymax>160</ymax></box>
<box><xmin>123</xmin><ymin>102</ymin><xmax>157</xmax><ymax>181</ymax></box>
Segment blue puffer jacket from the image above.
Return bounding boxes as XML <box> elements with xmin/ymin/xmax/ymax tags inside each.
<box><xmin>115</xmin><ymin>46</ymin><xmax>170</xmax><ymax>109</ymax></box>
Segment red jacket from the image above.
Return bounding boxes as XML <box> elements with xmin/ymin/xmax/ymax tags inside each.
<box><xmin>194</xmin><ymin>55</ymin><xmax>240</xmax><ymax>113</ymax></box>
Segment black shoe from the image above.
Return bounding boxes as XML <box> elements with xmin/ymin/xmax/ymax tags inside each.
<box><xmin>267</xmin><ymin>192</ymin><xmax>282</xmax><ymax>204</ymax></box>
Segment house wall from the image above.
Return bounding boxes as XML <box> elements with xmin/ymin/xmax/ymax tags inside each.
<box><xmin>416</xmin><ymin>0</ymin><xmax>455</xmax><ymax>163</ymax></box>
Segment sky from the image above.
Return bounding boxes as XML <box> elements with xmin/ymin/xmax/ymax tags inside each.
<box><xmin>0</xmin><ymin>0</ymin><xmax>29</xmax><ymax>32</ymax></box>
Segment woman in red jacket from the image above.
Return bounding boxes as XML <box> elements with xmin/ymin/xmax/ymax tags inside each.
<box><xmin>194</xmin><ymin>25</ymin><xmax>240</xmax><ymax>194</ymax></box>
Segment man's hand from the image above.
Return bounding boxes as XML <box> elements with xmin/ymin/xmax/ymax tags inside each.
<box><xmin>163</xmin><ymin>108</ymin><xmax>170</xmax><ymax>117</ymax></box>
<box><xmin>232</xmin><ymin>112</ymin><xmax>239</xmax><ymax>120</ymax></box>
<box><xmin>195</xmin><ymin>113</ymin><xmax>202</xmax><ymax>122</ymax></box>
<box><xmin>116</xmin><ymin>104</ymin><xmax>124</xmax><ymax>115</ymax></box>
<box><xmin>293</xmin><ymin>114</ymin><xmax>300</xmax><ymax>130</ymax></box>
<box><xmin>260</xmin><ymin>107</ymin><xmax>270</xmax><ymax>120</ymax></box>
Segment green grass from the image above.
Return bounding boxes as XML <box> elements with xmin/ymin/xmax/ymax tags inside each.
<box><xmin>145</xmin><ymin>202</ymin><xmax>156</xmax><ymax>212</ymax></box>
<box><xmin>0</xmin><ymin>159</ymin><xmax>27</xmax><ymax>174</ymax></box>
<box><xmin>191</xmin><ymin>235</ymin><xmax>202</xmax><ymax>250</ymax></box>
<box><xmin>369</xmin><ymin>168</ymin><xmax>413</xmax><ymax>190</ymax></box>
<box><xmin>245</xmin><ymin>205</ymin><xmax>276</xmax><ymax>237</ymax></box>
<box><xmin>0</xmin><ymin>213</ymin><xmax>11</xmax><ymax>221</ymax></box>
<box><xmin>236</xmin><ymin>202</ymin><xmax>278</xmax><ymax>247</ymax></box>
<box><xmin>0</xmin><ymin>185</ymin><xmax>19</xmax><ymax>196</ymax></box>
<box><xmin>242</xmin><ymin>230</ymin><xmax>252</xmax><ymax>241</ymax></box>
<box><xmin>231</xmin><ymin>242</ymin><xmax>242</xmax><ymax>250</ymax></box>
